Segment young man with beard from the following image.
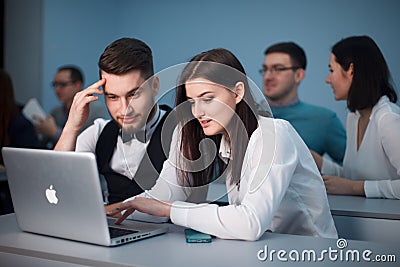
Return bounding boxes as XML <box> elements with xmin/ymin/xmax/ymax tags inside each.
<box><xmin>55</xmin><ymin>38</ymin><xmax>174</xmax><ymax>204</ymax></box>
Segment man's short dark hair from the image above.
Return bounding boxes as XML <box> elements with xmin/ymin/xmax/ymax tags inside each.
<box><xmin>98</xmin><ymin>37</ymin><xmax>154</xmax><ymax>80</ymax></box>
<box><xmin>264</xmin><ymin>42</ymin><xmax>307</xmax><ymax>70</ymax></box>
<box><xmin>57</xmin><ymin>65</ymin><xmax>84</xmax><ymax>84</ymax></box>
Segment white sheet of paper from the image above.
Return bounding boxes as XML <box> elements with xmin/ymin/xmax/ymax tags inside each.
<box><xmin>22</xmin><ymin>98</ymin><xmax>47</xmax><ymax>124</ymax></box>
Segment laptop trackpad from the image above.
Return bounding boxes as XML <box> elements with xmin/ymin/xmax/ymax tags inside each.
<box><xmin>107</xmin><ymin>217</ymin><xmax>165</xmax><ymax>232</ymax></box>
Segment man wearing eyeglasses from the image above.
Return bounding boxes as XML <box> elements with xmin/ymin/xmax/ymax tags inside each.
<box><xmin>261</xmin><ymin>42</ymin><xmax>346</xmax><ymax>164</ymax></box>
<box><xmin>35</xmin><ymin>66</ymin><xmax>108</xmax><ymax>148</ymax></box>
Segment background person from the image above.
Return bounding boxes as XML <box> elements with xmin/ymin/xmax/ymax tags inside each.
<box><xmin>0</xmin><ymin>69</ymin><xmax>39</xmax><ymax>214</ymax></box>
<box><xmin>262</xmin><ymin>42</ymin><xmax>346</xmax><ymax>163</ymax></box>
<box><xmin>312</xmin><ymin>35</ymin><xmax>400</xmax><ymax>199</ymax></box>
<box><xmin>35</xmin><ymin>65</ymin><xmax>108</xmax><ymax>148</ymax></box>
<box><xmin>0</xmin><ymin>69</ymin><xmax>39</xmax><ymax>167</ymax></box>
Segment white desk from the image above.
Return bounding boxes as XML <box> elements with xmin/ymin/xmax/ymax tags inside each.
<box><xmin>328</xmin><ymin>195</ymin><xmax>400</xmax><ymax>220</ymax></box>
<box><xmin>0</xmin><ymin>214</ymin><xmax>398</xmax><ymax>267</ymax></box>
<box><xmin>327</xmin><ymin>195</ymin><xmax>400</xmax><ymax>243</ymax></box>
<box><xmin>207</xmin><ymin>183</ymin><xmax>400</xmax><ymax>244</ymax></box>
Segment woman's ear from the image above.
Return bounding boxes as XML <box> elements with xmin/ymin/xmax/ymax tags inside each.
<box><xmin>234</xmin><ymin>82</ymin><xmax>245</xmax><ymax>104</ymax></box>
<box><xmin>347</xmin><ymin>63</ymin><xmax>354</xmax><ymax>78</ymax></box>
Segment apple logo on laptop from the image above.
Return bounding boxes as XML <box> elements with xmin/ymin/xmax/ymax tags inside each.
<box><xmin>45</xmin><ymin>185</ymin><xmax>58</xmax><ymax>204</ymax></box>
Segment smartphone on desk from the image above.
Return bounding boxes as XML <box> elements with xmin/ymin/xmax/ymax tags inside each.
<box><xmin>185</xmin><ymin>229</ymin><xmax>212</xmax><ymax>243</ymax></box>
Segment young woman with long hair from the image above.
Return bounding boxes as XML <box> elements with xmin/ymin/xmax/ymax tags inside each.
<box><xmin>108</xmin><ymin>48</ymin><xmax>337</xmax><ymax>240</ymax></box>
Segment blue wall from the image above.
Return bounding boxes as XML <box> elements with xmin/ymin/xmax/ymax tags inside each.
<box><xmin>7</xmin><ymin>0</ymin><xmax>400</xmax><ymax>124</ymax></box>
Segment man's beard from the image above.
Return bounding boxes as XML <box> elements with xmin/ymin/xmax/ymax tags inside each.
<box><xmin>121</xmin><ymin>123</ymin><xmax>146</xmax><ymax>143</ymax></box>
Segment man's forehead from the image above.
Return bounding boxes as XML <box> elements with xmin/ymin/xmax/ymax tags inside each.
<box><xmin>264</xmin><ymin>52</ymin><xmax>292</xmax><ymax>65</ymax></box>
<box><xmin>102</xmin><ymin>71</ymin><xmax>146</xmax><ymax>92</ymax></box>
<box><xmin>55</xmin><ymin>70</ymin><xmax>71</xmax><ymax>79</ymax></box>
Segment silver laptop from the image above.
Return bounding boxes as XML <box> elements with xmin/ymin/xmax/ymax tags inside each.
<box><xmin>2</xmin><ymin>147</ymin><xmax>168</xmax><ymax>246</ymax></box>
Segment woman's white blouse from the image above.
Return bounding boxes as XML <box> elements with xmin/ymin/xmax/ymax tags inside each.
<box><xmin>322</xmin><ymin>96</ymin><xmax>400</xmax><ymax>199</ymax></box>
<box><xmin>127</xmin><ymin>117</ymin><xmax>337</xmax><ymax>241</ymax></box>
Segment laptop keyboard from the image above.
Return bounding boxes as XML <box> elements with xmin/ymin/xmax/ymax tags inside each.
<box><xmin>109</xmin><ymin>227</ymin><xmax>139</xmax><ymax>238</ymax></box>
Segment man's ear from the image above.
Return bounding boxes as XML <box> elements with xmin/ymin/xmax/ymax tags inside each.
<box><xmin>294</xmin><ymin>68</ymin><xmax>306</xmax><ymax>84</ymax></box>
<box><xmin>234</xmin><ymin>82</ymin><xmax>245</xmax><ymax>104</ymax></box>
<box><xmin>152</xmin><ymin>76</ymin><xmax>160</xmax><ymax>96</ymax></box>
<box><xmin>74</xmin><ymin>80</ymin><xmax>84</xmax><ymax>93</ymax></box>
<box><xmin>76</xmin><ymin>80</ymin><xmax>83</xmax><ymax>88</ymax></box>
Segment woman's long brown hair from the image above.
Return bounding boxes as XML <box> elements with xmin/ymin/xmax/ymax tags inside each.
<box><xmin>175</xmin><ymin>48</ymin><xmax>259</xmax><ymax>188</ymax></box>
<box><xmin>0</xmin><ymin>70</ymin><xmax>19</xmax><ymax>164</ymax></box>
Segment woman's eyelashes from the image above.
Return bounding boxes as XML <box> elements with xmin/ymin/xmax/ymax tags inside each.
<box><xmin>202</xmin><ymin>97</ymin><xmax>213</xmax><ymax>103</ymax></box>
<box><xmin>188</xmin><ymin>97</ymin><xmax>214</xmax><ymax>105</ymax></box>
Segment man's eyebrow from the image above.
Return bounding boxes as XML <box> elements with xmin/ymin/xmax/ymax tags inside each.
<box><xmin>262</xmin><ymin>64</ymin><xmax>285</xmax><ymax>68</ymax></box>
<box><xmin>103</xmin><ymin>91</ymin><xmax>113</xmax><ymax>96</ymax></box>
<box><xmin>186</xmin><ymin>91</ymin><xmax>213</xmax><ymax>99</ymax></box>
<box><xmin>104</xmin><ymin>86</ymin><xmax>140</xmax><ymax>96</ymax></box>
<box><xmin>127</xmin><ymin>86</ymin><xmax>141</xmax><ymax>94</ymax></box>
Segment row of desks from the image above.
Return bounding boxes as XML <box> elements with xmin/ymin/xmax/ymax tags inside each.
<box><xmin>0</xmin><ymin>213</ymin><xmax>398</xmax><ymax>267</ymax></box>
<box><xmin>0</xmin><ymin>180</ymin><xmax>399</xmax><ymax>266</ymax></box>
<box><xmin>207</xmin><ymin>183</ymin><xmax>400</xmax><ymax>244</ymax></box>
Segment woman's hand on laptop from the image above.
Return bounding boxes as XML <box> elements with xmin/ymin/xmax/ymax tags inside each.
<box><xmin>107</xmin><ymin>197</ymin><xmax>171</xmax><ymax>224</ymax></box>
<box><xmin>105</xmin><ymin>202</ymin><xmax>123</xmax><ymax>218</ymax></box>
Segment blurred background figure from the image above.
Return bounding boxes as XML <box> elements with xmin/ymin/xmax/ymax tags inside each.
<box><xmin>35</xmin><ymin>65</ymin><xmax>108</xmax><ymax>148</ymax></box>
<box><xmin>312</xmin><ymin>36</ymin><xmax>400</xmax><ymax>199</ymax></box>
<box><xmin>0</xmin><ymin>69</ymin><xmax>39</xmax><ymax>166</ymax></box>
<box><xmin>0</xmin><ymin>69</ymin><xmax>39</xmax><ymax>214</ymax></box>
<box><xmin>261</xmin><ymin>42</ymin><xmax>346</xmax><ymax>164</ymax></box>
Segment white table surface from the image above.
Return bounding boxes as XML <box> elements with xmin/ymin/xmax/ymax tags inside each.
<box><xmin>0</xmin><ymin>214</ymin><xmax>398</xmax><ymax>267</ymax></box>
<box><xmin>327</xmin><ymin>195</ymin><xmax>400</xmax><ymax>219</ymax></box>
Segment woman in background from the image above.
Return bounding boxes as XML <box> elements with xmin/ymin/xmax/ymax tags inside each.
<box><xmin>312</xmin><ymin>36</ymin><xmax>400</xmax><ymax>199</ymax></box>
<box><xmin>0</xmin><ymin>69</ymin><xmax>38</xmax><ymax>214</ymax></box>
<box><xmin>0</xmin><ymin>69</ymin><xmax>38</xmax><ymax>167</ymax></box>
